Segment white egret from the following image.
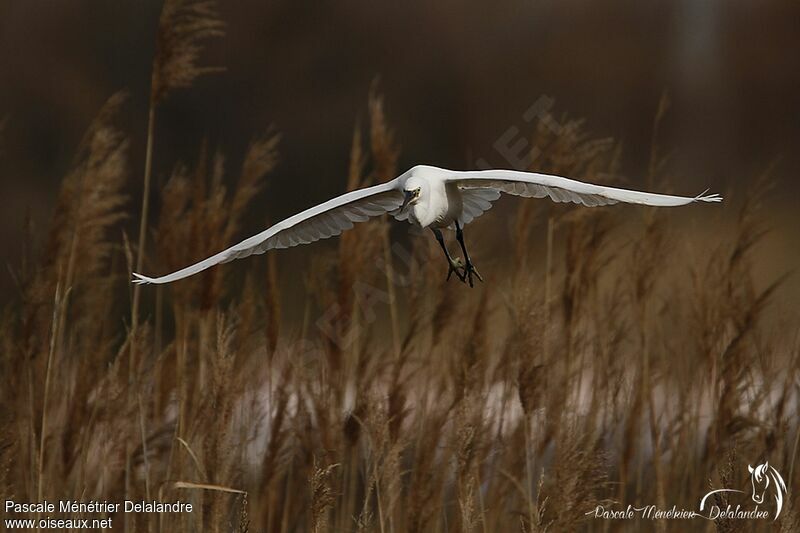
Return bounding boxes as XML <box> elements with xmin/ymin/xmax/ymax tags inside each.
<box><xmin>132</xmin><ymin>165</ymin><xmax>721</xmax><ymax>287</ymax></box>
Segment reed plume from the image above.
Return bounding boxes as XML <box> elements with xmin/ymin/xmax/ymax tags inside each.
<box><xmin>132</xmin><ymin>0</ymin><xmax>224</xmax><ymax>332</ymax></box>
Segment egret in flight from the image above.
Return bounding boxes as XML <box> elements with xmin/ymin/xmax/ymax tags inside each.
<box><xmin>132</xmin><ymin>165</ymin><xmax>721</xmax><ymax>287</ymax></box>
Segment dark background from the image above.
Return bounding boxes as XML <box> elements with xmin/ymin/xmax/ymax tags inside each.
<box><xmin>1</xmin><ymin>0</ymin><xmax>798</xmax><ymax>302</ymax></box>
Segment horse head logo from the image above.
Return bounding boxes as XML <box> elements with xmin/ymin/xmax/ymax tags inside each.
<box><xmin>748</xmin><ymin>462</ymin><xmax>787</xmax><ymax>517</ymax></box>
<box><xmin>700</xmin><ymin>461</ymin><xmax>788</xmax><ymax>520</ymax></box>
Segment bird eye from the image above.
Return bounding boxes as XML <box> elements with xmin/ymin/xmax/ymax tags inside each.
<box><xmin>414</xmin><ymin>188</ymin><xmax>421</xmax><ymax>196</ymax></box>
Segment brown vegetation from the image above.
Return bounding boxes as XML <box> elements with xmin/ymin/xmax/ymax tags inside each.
<box><xmin>1</xmin><ymin>2</ymin><xmax>797</xmax><ymax>532</ymax></box>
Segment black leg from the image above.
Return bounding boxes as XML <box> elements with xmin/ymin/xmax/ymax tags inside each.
<box><xmin>432</xmin><ymin>228</ymin><xmax>465</xmax><ymax>282</ymax></box>
<box><xmin>455</xmin><ymin>222</ymin><xmax>483</xmax><ymax>287</ymax></box>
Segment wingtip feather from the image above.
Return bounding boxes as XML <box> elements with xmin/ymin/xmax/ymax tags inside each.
<box><xmin>694</xmin><ymin>191</ymin><xmax>723</xmax><ymax>203</ymax></box>
<box><xmin>131</xmin><ymin>272</ymin><xmax>154</xmax><ymax>285</ymax></box>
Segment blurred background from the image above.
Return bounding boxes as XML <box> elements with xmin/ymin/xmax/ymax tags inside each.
<box><xmin>2</xmin><ymin>3</ymin><xmax>799</xmax><ymax>531</ymax></box>
<box><xmin>1</xmin><ymin>0</ymin><xmax>798</xmax><ymax>299</ymax></box>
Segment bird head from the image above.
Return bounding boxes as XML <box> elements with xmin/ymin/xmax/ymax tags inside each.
<box><xmin>401</xmin><ymin>177</ymin><xmax>423</xmax><ymax>212</ymax></box>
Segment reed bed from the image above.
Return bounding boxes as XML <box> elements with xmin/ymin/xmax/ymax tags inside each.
<box><xmin>1</xmin><ymin>2</ymin><xmax>797</xmax><ymax>532</ymax></box>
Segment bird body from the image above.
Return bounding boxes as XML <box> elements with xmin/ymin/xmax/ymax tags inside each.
<box><xmin>133</xmin><ymin>165</ymin><xmax>721</xmax><ymax>286</ymax></box>
<box><xmin>405</xmin><ymin>173</ymin><xmax>464</xmax><ymax>229</ymax></box>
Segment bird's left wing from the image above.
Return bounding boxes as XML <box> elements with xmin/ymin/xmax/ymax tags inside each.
<box><xmin>132</xmin><ymin>179</ymin><xmax>405</xmax><ymax>285</ymax></box>
<box><xmin>444</xmin><ymin>169</ymin><xmax>722</xmax><ymax>207</ymax></box>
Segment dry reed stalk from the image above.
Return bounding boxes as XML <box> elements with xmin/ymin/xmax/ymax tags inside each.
<box><xmin>36</xmin><ymin>281</ymin><xmax>61</xmax><ymax>530</ymax></box>
<box><xmin>192</xmin><ymin>312</ymin><xmax>240</xmax><ymax>531</ymax></box>
<box><xmin>367</xmin><ymin>85</ymin><xmax>402</xmax><ymax>360</ymax></box>
<box><xmin>544</xmin><ymin>215</ymin><xmax>554</xmax><ymax>362</ymax></box>
<box><xmin>134</xmin><ymin>0</ymin><xmax>224</xmax><ymax>305</ymax></box>
<box><xmin>634</xmin><ymin>99</ymin><xmax>674</xmax><ymax>520</ymax></box>
<box><xmin>524</xmin><ymin>417</ymin><xmax>541</xmax><ymax>533</ymax></box>
<box><xmin>127</xmin><ymin>5</ymin><xmax>223</xmax><ymax>528</ymax></box>
<box><xmin>309</xmin><ymin>458</ymin><xmax>338</xmax><ymax>533</ymax></box>
<box><xmin>21</xmin><ymin>92</ymin><xmax>130</xmax><ymax>529</ymax></box>
<box><xmin>633</xmin><ymin>216</ymin><xmax>668</xmax><ymax>517</ymax></box>
<box><xmin>454</xmin><ymin>395</ymin><xmax>482</xmax><ymax>533</ymax></box>
<box><xmin>692</xmin><ymin>173</ymin><xmax>777</xmax><ymax>470</ymax></box>
<box><xmin>131</xmin><ymin>102</ymin><xmax>156</xmax><ymax>340</ymax></box>
<box><xmin>264</xmin><ymin>252</ymin><xmax>281</xmax><ymax>355</ymax></box>
<box><xmin>257</xmin><ymin>365</ymin><xmax>290</xmax><ymax>529</ymax></box>
<box><xmin>406</xmin><ymin>406</ymin><xmax>448</xmax><ymax>532</ymax></box>
<box><xmin>149</xmin><ymin>135</ymin><xmax>278</xmax><ymax>516</ymax></box>
<box><xmin>136</xmin><ymin>390</ymin><xmax>152</xmax><ymax>502</ymax></box>
<box><xmin>0</xmin><ymin>411</ymin><xmax>13</xmax><ymax>505</ymax></box>
<box><xmin>548</xmin><ymin>429</ymin><xmax>607</xmax><ymax>531</ymax></box>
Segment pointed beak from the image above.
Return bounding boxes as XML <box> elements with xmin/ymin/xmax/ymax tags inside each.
<box><xmin>400</xmin><ymin>190</ymin><xmax>414</xmax><ymax>213</ymax></box>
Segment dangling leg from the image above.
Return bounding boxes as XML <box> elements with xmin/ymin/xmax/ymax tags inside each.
<box><xmin>455</xmin><ymin>221</ymin><xmax>483</xmax><ymax>287</ymax></box>
<box><xmin>431</xmin><ymin>228</ymin><xmax>465</xmax><ymax>282</ymax></box>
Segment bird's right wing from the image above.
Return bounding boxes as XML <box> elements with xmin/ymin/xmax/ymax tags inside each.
<box><xmin>132</xmin><ymin>179</ymin><xmax>405</xmax><ymax>285</ymax></box>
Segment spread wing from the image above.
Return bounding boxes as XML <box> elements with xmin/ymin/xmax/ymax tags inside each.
<box><xmin>444</xmin><ymin>169</ymin><xmax>722</xmax><ymax>208</ymax></box>
<box><xmin>132</xmin><ymin>179</ymin><xmax>404</xmax><ymax>285</ymax></box>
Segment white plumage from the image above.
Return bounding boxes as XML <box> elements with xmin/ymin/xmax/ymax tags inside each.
<box><xmin>132</xmin><ymin>165</ymin><xmax>721</xmax><ymax>286</ymax></box>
